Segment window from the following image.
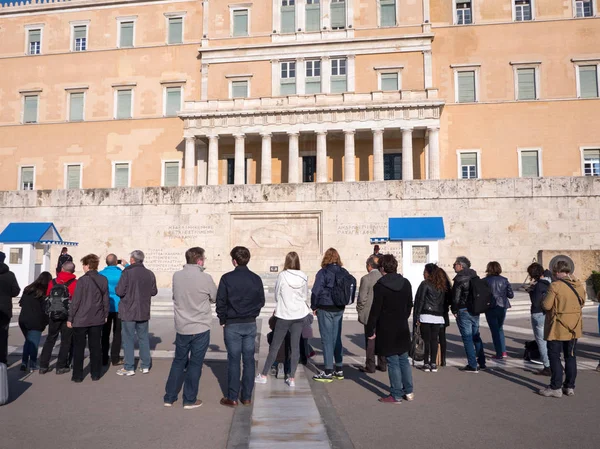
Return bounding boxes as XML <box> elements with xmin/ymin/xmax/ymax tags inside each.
<box><xmin>331</xmin><ymin>58</ymin><xmax>347</xmax><ymax>93</ymax></box>
<box><xmin>306</xmin><ymin>60</ymin><xmax>321</xmax><ymax>94</ymax></box>
<box><xmin>280</xmin><ymin>61</ymin><xmax>296</xmax><ymax>95</ymax></box>
<box><xmin>331</xmin><ymin>0</ymin><xmax>346</xmax><ymax>29</ymax></box>
<box><xmin>119</xmin><ymin>20</ymin><xmax>135</xmax><ymax>48</ymax></box>
<box><xmin>231</xmin><ymin>80</ymin><xmax>249</xmax><ymax>98</ymax></box>
<box><xmin>113</xmin><ymin>162</ymin><xmax>130</xmax><ymax>188</ymax></box>
<box><xmin>66</xmin><ymin>164</ymin><xmax>82</xmax><ymax>189</ymax></box>
<box><xmin>517</xmin><ymin>67</ymin><xmax>537</xmax><ymax>100</ymax></box>
<box><xmin>380</xmin><ymin>0</ymin><xmax>396</xmax><ymax>27</ymax></box>
<box><xmin>72</xmin><ymin>24</ymin><xmax>88</xmax><ymax>51</ymax></box>
<box><xmin>20</xmin><ymin>166</ymin><xmax>35</xmax><ymax>190</ymax></box>
<box><xmin>459</xmin><ymin>152</ymin><xmax>478</xmax><ymax>179</ymax></box>
<box><xmin>168</xmin><ymin>17</ymin><xmax>183</xmax><ymax>44</ymax></box>
<box><xmin>23</xmin><ymin>95</ymin><xmax>39</xmax><ymax>123</ymax></box>
<box><xmin>384</xmin><ymin>153</ymin><xmax>402</xmax><ymax>180</ymax></box>
<box><xmin>514</xmin><ymin>0</ymin><xmax>533</xmax><ymax>21</ymax></box>
<box><xmin>233</xmin><ymin>9</ymin><xmax>249</xmax><ymax>37</ymax></box>
<box><xmin>165</xmin><ymin>86</ymin><xmax>182</xmax><ymax>117</ymax></box>
<box><xmin>115</xmin><ymin>89</ymin><xmax>133</xmax><ymax>119</ymax></box>
<box><xmin>302</xmin><ymin>156</ymin><xmax>316</xmax><ymax>182</ymax></box>
<box><xmin>519</xmin><ymin>150</ymin><xmax>541</xmax><ymax>177</ymax></box>
<box><xmin>226</xmin><ymin>158</ymin><xmax>248</xmax><ymax>184</ymax></box>
<box><xmin>456</xmin><ymin>1</ymin><xmax>473</xmax><ymax>24</ymax></box>
<box><xmin>456</xmin><ymin>70</ymin><xmax>476</xmax><ymax>103</ymax></box>
<box><xmin>583</xmin><ymin>149</ymin><xmax>600</xmax><ymax>176</ymax></box>
<box><xmin>69</xmin><ymin>92</ymin><xmax>85</xmax><ymax>122</ymax></box>
<box><xmin>578</xmin><ymin>65</ymin><xmax>599</xmax><ymax>98</ymax></box>
<box><xmin>306</xmin><ymin>0</ymin><xmax>320</xmax><ymax>32</ymax></box>
<box><xmin>575</xmin><ymin>0</ymin><xmax>593</xmax><ymax>17</ymax></box>
<box><xmin>163</xmin><ymin>161</ymin><xmax>180</xmax><ymax>186</ymax></box>
<box><xmin>27</xmin><ymin>28</ymin><xmax>42</xmax><ymax>55</ymax></box>
<box><xmin>380</xmin><ymin>72</ymin><xmax>399</xmax><ymax>91</ymax></box>
<box><xmin>281</xmin><ymin>0</ymin><xmax>296</xmax><ymax>34</ymax></box>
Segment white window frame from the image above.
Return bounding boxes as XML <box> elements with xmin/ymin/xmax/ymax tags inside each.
<box><xmin>230</xmin><ymin>5</ymin><xmax>251</xmax><ymax>37</ymax></box>
<box><xmin>17</xmin><ymin>165</ymin><xmax>36</xmax><ymax>191</ymax></box>
<box><xmin>162</xmin><ymin>84</ymin><xmax>185</xmax><ymax>117</ymax></box>
<box><xmin>21</xmin><ymin>92</ymin><xmax>41</xmax><ymax>124</ymax></box>
<box><xmin>117</xmin><ymin>16</ymin><xmax>137</xmax><ymax>48</ymax></box>
<box><xmin>453</xmin><ymin>1</ymin><xmax>474</xmax><ymax>25</ymax></box>
<box><xmin>64</xmin><ymin>163</ymin><xmax>83</xmax><ymax>189</ymax></box>
<box><xmin>451</xmin><ymin>64</ymin><xmax>480</xmax><ymax>103</ymax></box>
<box><xmin>512</xmin><ymin>0</ymin><xmax>535</xmax><ymax>22</ymax></box>
<box><xmin>112</xmin><ymin>85</ymin><xmax>135</xmax><ymax>120</ymax></box>
<box><xmin>65</xmin><ymin>88</ymin><xmax>87</xmax><ymax>122</ymax></box>
<box><xmin>164</xmin><ymin>12</ymin><xmax>186</xmax><ymax>45</ymax></box>
<box><xmin>161</xmin><ymin>159</ymin><xmax>182</xmax><ymax>187</ymax></box>
<box><xmin>70</xmin><ymin>20</ymin><xmax>90</xmax><ymax>52</ymax></box>
<box><xmin>377</xmin><ymin>0</ymin><xmax>398</xmax><ymax>27</ymax></box>
<box><xmin>227</xmin><ymin>74</ymin><xmax>253</xmax><ymax>99</ymax></box>
<box><xmin>573</xmin><ymin>0</ymin><xmax>596</xmax><ymax>17</ymax></box>
<box><xmin>374</xmin><ymin>65</ymin><xmax>403</xmax><ymax>91</ymax></box>
<box><xmin>24</xmin><ymin>24</ymin><xmax>44</xmax><ymax>55</ymax></box>
<box><xmin>511</xmin><ymin>62</ymin><xmax>541</xmax><ymax>101</ymax></box>
<box><xmin>517</xmin><ymin>148</ymin><xmax>543</xmax><ymax>177</ymax></box>
<box><xmin>456</xmin><ymin>149</ymin><xmax>481</xmax><ymax>179</ymax></box>
<box><xmin>580</xmin><ymin>146</ymin><xmax>600</xmax><ymax>176</ymax></box>
<box><xmin>112</xmin><ymin>161</ymin><xmax>132</xmax><ymax>188</ymax></box>
<box><xmin>573</xmin><ymin>59</ymin><xmax>600</xmax><ymax>98</ymax></box>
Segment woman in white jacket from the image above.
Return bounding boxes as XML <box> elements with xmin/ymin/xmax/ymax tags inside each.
<box><xmin>256</xmin><ymin>252</ymin><xmax>311</xmax><ymax>387</ymax></box>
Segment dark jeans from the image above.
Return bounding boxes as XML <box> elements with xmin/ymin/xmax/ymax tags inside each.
<box><xmin>0</xmin><ymin>313</ymin><xmax>10</xmax><ymax>365</ymax></box>
<box><xmin>72</xmin><ymin>325</ymin><xmax>103</xmax><ymax>381</ymax></box>
<box><xmin>224</xmin><ymin>322</ymin><xmax>257</xmax><ymax>402</ymax></box>
<box><xmin>19</xmin><ymin>324</ymin><xmax>42</xmax><ymax>369</ymax></box>
<box><xmin>456</xmin><ymin>309</ymin><xmax>486</xmax><ymax>369</ymax></box>
<box><xmin>262</xmin><ymin>317</ymin><xmax>304</xmax><ymax>378</ymax></box>
<box><xmin>102</xmin><ymin>312</ymin><xmax>122</xmax><ymax>365</ymax></box>
<box><xmin>387</xmin><ymin>352</ymin><xmax>413</xmax><ymax>400</ymax></box>
<box><xmin>548</xmin><ymin>340</ymin><xmax>577</xmax><ymax>390</ymax></box>
<box><xmin>485</xmin><ymin>306</ymin><xmax>507</xmax><ymax>357</ymax></box>
<box><xmin>164</xmin><ymin>330</ymin><xmax>210</xmax><ymax>405</ymax></box>
<box><xmin>438</xmin><ymin>326</ymin><xmax>447</xmax><ymax>365</ymax></box>
<box><xmin>39</xmin><ymin>319</ymin><xmax>73</xmax><ymax>369</ymax></box>
<box><xmin>317</xmin><ymin>309</ymin><xmax>344</xmax><ymax>371</ymax></box>
<box><xmin>420</xmin><ymin>323</ymin><xmax>441</xmax><ymax>365</ymax></box>
<box><xmin>363</xmin><ymin>325</ymin><xmax>387</xmax><ymax>371</ymax></box>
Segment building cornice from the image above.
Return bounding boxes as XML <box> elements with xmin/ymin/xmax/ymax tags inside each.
<box><xmin>0</xmin><ymin>0</ymin><xmax>191</xmax><ymax>17</ymax></box>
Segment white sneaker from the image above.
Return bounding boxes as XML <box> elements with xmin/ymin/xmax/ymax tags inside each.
<box><xmin>139</xmin><ymin>368</ymin><xmax>150</xmax><ymax>374</ymax></box>
<box><xmin>285</xmin><ymin>377</ymin><xmax>296</xmax><ymax>387</ymax></box>
<box><xmin>255</xmin><ymin>374</ymin><xmax>268</xmax><ymax>384</ymax></box>
<box><xmin>403</xmin><ymin>393</ymin><xmax>415</xmax><ymax>402</ymax></box>
<box><xmin>116</xmin><ymin>368</ymin><xmax>135</xmax><ymax>376</ymax></box>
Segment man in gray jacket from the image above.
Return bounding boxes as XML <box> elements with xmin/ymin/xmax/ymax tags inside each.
<box><xmin>164</xmin><ymin>247</ymin><xmax>217</xmax><ymax>409</ymax></box>
<box><xmin>356</xmin><ymin>255</ymin><xmax>385</xmax><ymax>373</ymax></box>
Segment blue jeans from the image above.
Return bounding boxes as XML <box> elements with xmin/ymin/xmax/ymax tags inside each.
<box><xmin>224</xmin><ymin>322</ymin><xmax>257</xmax><ymax>402</ymax></box>
<box><xmin>164</xmin><ymin>330</ymin><xmax>210</xmax><ymax>405</ymax></box>
<box><xmin>122</xmin><ymin>321</ymin><xmax>151</xmax><ymax>371</ymax></box>
<box><xmin>20</xmin><ymin>326</ymin><xmax>42</xmax><ymax>369</ymax></box>
<box><xmin>387</xmin><ymin>352</ymin><xmax>413</xmax><ymax>400</ymax></box>
<box><xmin>485</xmin><ymin>306</ymin><xmax>507</xmax><ymax>357</ymax></box>
<box><xmin>317</xmin><ymin>309</ymin><xmax>344</xmax><ymax>371</ymax></box>
<box><xmin>531</xmin><ymin>312</ymin><xmax>549</xmax><ymax>368</ymax></box>
<box><xmin>456</xmin><ymin>309</ymin><xmax>486</xmax><ymax>369</ymax></box>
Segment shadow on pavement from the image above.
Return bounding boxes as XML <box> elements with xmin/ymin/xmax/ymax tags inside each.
<box><xmin>206</xmin><ymin>360</ymin><xmax>228</xmax><ymax>397</ymax></box>
<box><xmin>482</xmin><ymin>367</ymin><xmax>547</xmax><ymax>392</ymax></box>
<box><xmin>5</xmin><ymin>358</ymin><xmax>33</xmax><ymax>404</ymax></box>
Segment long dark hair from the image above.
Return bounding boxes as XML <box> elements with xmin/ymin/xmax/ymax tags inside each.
<box><xmin>23</xmin><ymin>271</ymin><xmax>53</xmax><ymax>298</ymax></box>
<box><xmin>424</xmin><ymin>263</ymin><xmax>449</xmax><ymax>292</ymax></box>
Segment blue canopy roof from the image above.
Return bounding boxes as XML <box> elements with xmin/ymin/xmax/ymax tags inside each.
<box><xmin>0</xmin><ymin>222</ymin><xmax>78</xmax><ymax>246</ymax></box>
<box><xmin>388</xmin><ymin>217</ymin><xmax>445</xmax><ymax>241</ymax></box>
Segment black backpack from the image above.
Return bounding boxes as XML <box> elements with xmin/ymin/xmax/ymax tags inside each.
<box><xmin>330</xmin><ymin>267</ymin><xmax>357</xmax><ymax>307</ymax></box>
<box><xmin>467</xmin><ymin>276</ymin><xmax>492</xmax><ymax>315</ymax></box>
<box><xmin>45</xmin><ymin>279</ymin><xmax>74</xmax><ymax>321</ymax></box>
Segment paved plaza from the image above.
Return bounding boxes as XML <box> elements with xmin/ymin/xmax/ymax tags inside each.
<box><xmin>2</xmin><ymin>308</ymin><xmax>599</xmax><ymax>449</ymax></box>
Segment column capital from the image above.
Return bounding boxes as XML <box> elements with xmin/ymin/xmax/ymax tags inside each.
<box><xmin>270</xmin><ymin>59</ymin><xmax>279</xmax><ymax>64</ymax></box>
<box><xmin>297</xmin><ymin>57</ymin><xmax>305</xmax><ymax>62</ymax></box>
<box><xmin>347</xmin><ymin>54</ymin><xmax>356</xmax><ymax>60</ymax></box>
<box><xmin>315</xmin><ymin>130</ymin><xmax>328</xmax><ymax>136</ymax></box>
<box><xmin>372</xmin><ymin>128</ymin><xmax>384</xmax><ymax>135</ymax></box>
<box><xmin>401</xmin><ymin>126</ymin><xmax>414</xmax><ymax>133</ymax></box>
<box><xmin>427</xmin><ymin>126</ymin><xmax>440</xmax><ymax>132</ymax></box>
<box><xmin>343</xmin><ymin>129</ymin><xmax>356</xmax><ymax>135</ymax></box>
<box><xmin>260</xmin><ymin>132</ymin><xmax>272</xmax><ymax>138</ymax></box>
<box><xmin>287</xmin><ymin>131</ymin><xmax>300</xmax><ymax>137</ymax></box>
<box><xmin>207</xmin><ymin>134</ymin><xmax>219</xmax><ymax>140</ymax></box>
<box><xmin>233</xmin><ymin>133</ymin><xmax>245</xmax><ymax>139</ymax></box>
<box><xmin>185</xmin><ymin>136</ymin><xmax>196</xmax><ymax>142</ymax></box>
<box><xmin>321</xmin><ymin>55</ymin><xmax>330</xmax><ymax>61</ymax></box>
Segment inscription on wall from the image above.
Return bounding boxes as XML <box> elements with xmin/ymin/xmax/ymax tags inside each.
<box><xmin>337</xmin><ymin>223</ymin><xmax>387</xmax><ymax>235</ymax></box>
<box><xmin>165</xmin><ymin>225</ymin><xmax>215</xmax><ymax>239</ymax></box>
<box><xmin>144</xmin><ymin>249</ymin><xmax>185</xmax><ymax>273</ymax></box>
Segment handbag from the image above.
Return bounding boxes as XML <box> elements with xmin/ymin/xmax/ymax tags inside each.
<box><xmin>409</xmin><ymin>324</ymin><xmax>425</xmax><ymax>363</ymax></box>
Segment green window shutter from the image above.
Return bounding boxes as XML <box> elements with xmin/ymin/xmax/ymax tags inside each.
<box><xmin>21</xmin><ymin>167</ymin><xmax>34</xmax><ymax>190</ymax></box>
<box><xmin>233</xmin><ymin>10</ymin><xmax>249</xmax><ymax>36</ymax></box>
<box><xmin>457</xmin><ymin>71</ymin><xmax>475</xmax><ymax>102</ymax></box>
<box><xmin>232</xmin><ymin>81</ymin><xmax>248</xmax><ymax>98</ymax></box>
<box><xmin>521</xmin><ymin>151</ymin><xmax>539</xmax><ymax>177</ymax></box>
<box><xmin>381</xmin><ymin>72</ymin><xmax>398</xmax><ymax>91</ymax></box>
<box><xmin>583</xmin><ymin>149</ymin><xmax>600</xmax><ymax>159</ymax></box>
<box><xmin>306</xmin><ymin>78</ymin><xmax>321</xmax><ymax>94</ymax></box>
<box><xmin>518</xmin><ymin>68</ymin><xmax>536</xmax><ymax>100</ymax></box>
<box><xmin>74</xmin><ymin>26</ymin><xmax>86</xmax><ymax>40</ymax></box>
<box><xmin>306</xmin><ymin>3</ymin><xmax>320</xmax><ymax>31</ymax></box>
<box><xmin>67</xmin><ymin>165</ymin><xmax>81</xmax><ymax>189</ymax></box>
<box><xmin>380</xmin><ymin>0</ymin><xmax>396</xmax><ymax>27</ymax></box>
<box><xmin>165</xmin><ymin>87</ymin><xmax>181</xmax><ymax>116</ymax></box>
<box><xmin>461</xmin><ymin>152</ymin><xmax>477</xmax><ymax>166</ymax></box>
<box><xmin>114</xmin><ymin>163</ymin><xmax>129</xmax><ymax>188</ymax></box>
<box><xmin>116</xmin><ymin>90</ymin><xmax>132</xmax><ymax>119</ymax></box>
<box><xmin>28</xmin><ymin>29</ymin><xmax>41</xmax><ymax>48</ymax></box>
<box><xmin>23</xmin><ymin>96</ymin><xmax>38</xmax><ymax>123</ymax></box>
<box><xmin>579</xmin><ymin>66</ymin><xmax>598</xmax><ymax>98</ymax></box>
<box><xmin>168</xmin><ymin>17</ymin><xmax>183</xmax><ymax>44</ymax></box>
<box><xmin>69</xmin><ymin>92</ymin><xmax>84</xmax><ymax>121</ymax></box>
<box><xmin>331</xmin><ymin>1</ymin><xmax>346</xmax><ymax>28</ymax></box>
<box><xmin>280</xmin><ymin>79</ymin><xmax>296</xmax><ymax>95</ymax></box>
<box><xmin>331</xmin><ymin>77</ymin><xmax>347</xmax><ymax>93</ymax></box>
<box><xmin>281</xmin><ymin>6</ymin><xmax>296</xmax><ymax>33</ymax></box>
<box><xmin>120</xmin><ymin>21</ymin><xmax>134</xmax><ymax>47</ymax></box>
<box><xmin>164</xmin><ymin>162</ymin><xmax>179</xmax><ymax>186</ymax></box>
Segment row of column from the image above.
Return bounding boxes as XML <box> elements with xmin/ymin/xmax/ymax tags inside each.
<box><xmin>184</xmin><ymin>127</ymin><xmax>440</xmax><ymax>186</ymax></box>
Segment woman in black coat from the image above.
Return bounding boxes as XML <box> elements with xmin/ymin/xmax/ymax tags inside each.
<box><xmin>19</xmin><ymin>272</ymin><xmax>52</xmax><ymax>372</ymax></box>
<box><xmin>366</xmin><ymin>254</ymin><xmax>413</xmax><ymax>404</ymax></box>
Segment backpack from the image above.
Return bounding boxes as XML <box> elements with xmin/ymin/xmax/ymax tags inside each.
<box><xmin>330</xmin><ymin>267</ymin><xmax>357</xmax><ymax>307</ymax></box>
<box><xmin>410</xmin><ymin>324</ymin><xmax>425</xmax><ymax>363</ymax></box>
<box><xmin>467</xmin><ymin>276</ymin><xmax>492</xmax><ymax>315</ymax></box>
<box><xmin>45</xmin><ymin>279</ymin><xmax>74</xmax><ymax>321</ymax></box>
<box><xmin>523</xmin><ymin>340</ymin><xmax>541</xmax><ymax>362</ymax></box>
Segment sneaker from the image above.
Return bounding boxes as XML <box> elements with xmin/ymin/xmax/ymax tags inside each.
<box><xmin>269</xmin><ymin>365</ymin><xmax>277</xmax><ymax>377</ymax></box>
<box><xmin>562</xmin><ymin>387</ymin><xmax>575</xmax><ymax>397</ymax></box>
<box><xmin>56</xmin><ymin>367</ymin><xmax>70</xmax><ymax>375</ymax></box>
<box><xmin>276</xmin><ymin>363</ymin><xmax>285</xmax><ymax>379</ymax></box>
<box><xmin>139</xmin><ymin>368</ymin><xmax>150</xmax><ymax>374</ymax></box>
<box><xmin>333</xmin><ymin>370</ymin><xmax>344</xmax><ymax>380</ymax></box>
<box><xmin>491</xmin><ymin>355</ymin><xmax>504</xmax><ymax>361</ymax></box>
<box><xmin>430</xmin><ymin>364</ymin><xmax>438</xmax><ymax>373</ymax></box>
<box><xmin>478</xmin><ymin>364</ymin><xmax>488</xmax><ymax>371</ymax></box>
<box><xmin>535</xmin><ymin>367</ymin><xmax>552</xmax><ymax>376</ymax></box>
<box><xmin>183</xmin><ymin>400</ymin><xmax>203</xmax><ymax>410</ymax></box>
<box><xmin>285</xmin><ymin>377</ymin><xmax>296</xmax><ymax>387</ymax></box>
<box><xmin>459</xmin><ymin>365</ymin><xmax>479</xmax><ymax>373</ymax></box>
<box><xmin>20</xmin><ymin>364</ymin><xmax>27</xmax><ymax>372</ymax></box>
<box><xmin>378</xmin><ymin>395</ymin><xmax>402</xmax><ymax>404</ymax></box>
<box><xmin>421</xmin><ymin>364</ymin><xmax>431</xmax><ymax>372</ymax></box>
<box><xmin>255</xmin><ymin>374</ymin><xmax>268</xmax><ymax>384</ymax></box>
<box><xmin>308</xmin><ymin>351</ymin><xmax>316</xmax><ymax>359</ymax></box>
<box><xmin>39</xmin><ymin>367</ymin><xmax>50</xmax><ymax>375</ymax></box>
<box><xmin>502</xmin><ymin>352</ymin><xmax>508</xmax><ymax>358</ymax></box>
<box><xmin>538</xmin><ymin>387</ymin><xmax>563</xmax><ymax>398</ymax></box>
<box><xmin>403</xmin><ymin>393</ymin><xmax>415</xmax><ymax>401</ymax></box>
<box><xmin>164</xmin><ymin>402</ymin><xmax>174</xmax><ymax>407</ymax></box>
<box><xmin>313</xmin><ymin>371</ymin><xmax>333</xmax><ymax>383</ymax></box>
<box><xmin>116</xmin><ymin>368</ymin><xmax>135</xmax><ymax>376</ymax></box>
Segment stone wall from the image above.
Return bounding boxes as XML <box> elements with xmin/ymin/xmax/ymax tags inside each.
<box><xmin>1</xmin><ymin>176</ymin><xmax>599</xmax><ymax>289</ymax></box>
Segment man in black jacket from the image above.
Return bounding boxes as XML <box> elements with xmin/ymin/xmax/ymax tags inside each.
<box><xmin>452</xmin><ymin>256</ymin><xmax>486</xmax><ymax>373</ymax></box>
<box><xmin>217</xmin><ymin>246</ymin><xmax>265</xmax><ymax>407</ymax></box>
<box><xmin>0</xmin><ymin>251</ymin><xmax>21</xmax><ymax>365</ymax></box>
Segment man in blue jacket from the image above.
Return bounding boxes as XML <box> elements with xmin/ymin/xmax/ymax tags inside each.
<box><xmin>217</xmin><ymin>246</ymin><xmax>265</xmax><ymax>407</ymax></box>
<box><xmin>99</xmin><ymin>254</ymin><xmax>128</xmax><ymax>366</ymax></box>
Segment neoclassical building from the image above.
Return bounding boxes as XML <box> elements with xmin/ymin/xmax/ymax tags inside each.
<box><xmin>0</xmin><ymin>0</ymin><xmax>599</xmax><ymax>190</ymax></box>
